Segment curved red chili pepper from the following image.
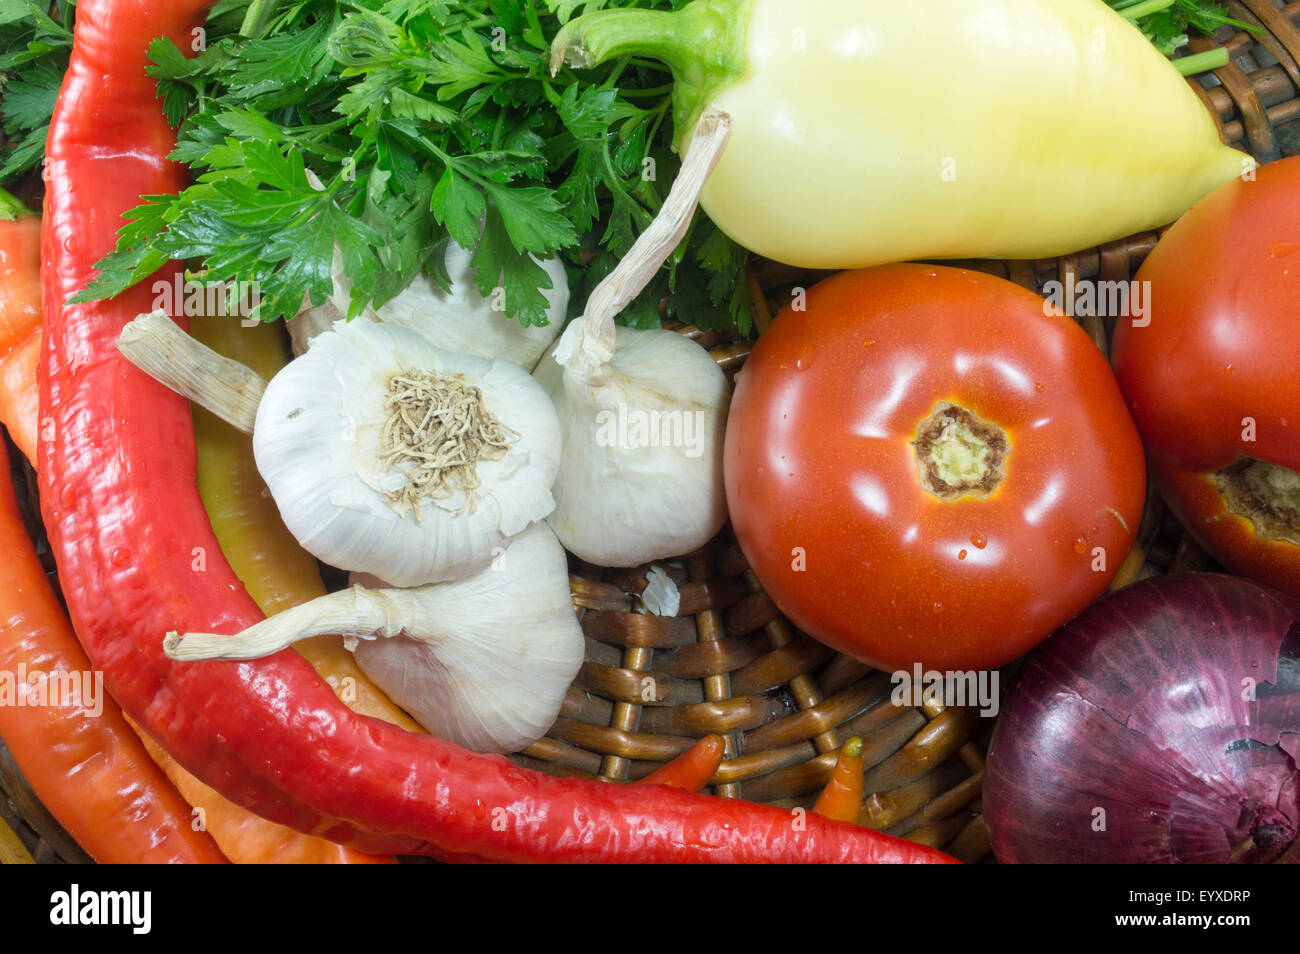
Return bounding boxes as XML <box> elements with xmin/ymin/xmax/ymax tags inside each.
<box><xmin>39</xmin><ymin>0</ymin><xmax>956</xmax><ymax>864</ymax></box>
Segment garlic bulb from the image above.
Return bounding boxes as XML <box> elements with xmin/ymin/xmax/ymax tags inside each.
<box><xmin>533</xmin><ymin>113</ymin><xmax>734</xmax><ymax>567</ymax></box>
<box><xmin>291</xmin><ymin>239</ymin><xmax>569</xmax><ymax>370</ymax></box>
<box><xmin>254</xmin><ymin>317</ymin><xmax>562</xmax><ymax>585</ymax></box>
<box><xmin>117</xmin><ymin>310</ymin><xmax>562</xmax><ymax>587</ymax></box>
<box><xmin>165</xmin><ymin>522</ymin><xmax>584</xmax><ymax>755</ymax></box>
<box><xmin>535</xmin><ymin>324</ymin><xmax>729</xmax><ymax>566</ymax></box>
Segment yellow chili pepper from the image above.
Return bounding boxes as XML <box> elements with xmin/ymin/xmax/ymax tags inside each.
<box><xmin>554</xmin><ymin>0</ymin><xmax>1249</xmax><ymax>270</ymax></box>
<box><xmin>189</xmin><ymin>314</ymin><xmax>423</xmax><ymax>732</ymax></box>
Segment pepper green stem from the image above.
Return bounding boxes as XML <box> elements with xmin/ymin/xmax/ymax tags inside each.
<box><xmin>0</xmin><ymin>186</ymin><xmax>34</xmax><ymax>222</ymax></box>
<box><xmin>551</xmin><ymin>0</ymin><xmax>751</xmax><ymax>153</ymax></box>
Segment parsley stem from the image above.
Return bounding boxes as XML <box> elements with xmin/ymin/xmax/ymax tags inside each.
<box><xmin>619</xmin><ymin>84</ymin><xmax>675</xmax><ymax>99</ymax></box>
<box><xmin>1174</xmin><ymin>48</ymin><xmax>1229</xmax><ymax>75</ymax></box>
<box><xmin>1117</xmin><ymin>0</ymin><xmax>1178</xmax><ymax>20</ymax></box>
<box><xmin>490</xmin><ymin>108</ymin><xmax>507</xmax><ymax>151</ymax></box>
<box><xmin>0</xmin><ymin>186</ymin><xmax>34</xmax><ymax>222</ymax></box>
<box><xmin>240</xmin><ymin>0</ymin><xmax>283</xmax><ymax>40</ymax></box>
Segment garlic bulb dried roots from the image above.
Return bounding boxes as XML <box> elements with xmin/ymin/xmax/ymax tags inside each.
<box><xmin>165</xmin><ymin>523</ymin><xmax>584</xmax><ymax>755</ymax></box>
<box><xmin>535</xmin><ymin>112</ymin><xmax>734</xmax><ymax>566</ymax></box>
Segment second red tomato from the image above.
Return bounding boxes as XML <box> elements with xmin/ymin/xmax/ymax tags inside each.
<box><xmin>724</xmin><ymin>265</ymin><xmax>1146</xmax><ymax>672</ymax></box>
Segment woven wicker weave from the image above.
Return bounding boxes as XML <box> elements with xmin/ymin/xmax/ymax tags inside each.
<box><xmin>5</xmin><ymin>5</ymin><xmax>1300</xmax><ymax>863</ymax></box>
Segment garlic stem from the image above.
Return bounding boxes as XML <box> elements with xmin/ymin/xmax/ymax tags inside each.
<box><xmin>286</xmin><ymin>299</ymin><xmax>342</xmax><ymax>356</ymax></box>
<box><xmin>117</xmin><ymin>310</ymin><xmax>265</xmax><ymax>434</ymax></box>
<box><xmin>165</xmin><ymin>585</ymin><xmax>413</xmax><ymax>660</ymax></box>
<box><xmin>566</xmin><ymin>111</ymin><xmax>733</xmax><ymax>370</ymax></box>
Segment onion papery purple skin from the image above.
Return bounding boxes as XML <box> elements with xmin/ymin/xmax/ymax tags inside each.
<box><xmin>985</xmin><ymin>573</ymin><xmax>1299</xmax><ymax>864</ymax></box>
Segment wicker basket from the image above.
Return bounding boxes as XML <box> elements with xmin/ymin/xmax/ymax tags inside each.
<box><xmin>3</xmin><ymin>4</ymin><xmax>1300</xmax><ymax>864</ymax></box>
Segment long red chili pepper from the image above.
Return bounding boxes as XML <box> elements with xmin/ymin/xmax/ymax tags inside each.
<box><xmin>39</xmin><ymin>0</ymin><xmax>955</xmax><ymax>863</ymax></box>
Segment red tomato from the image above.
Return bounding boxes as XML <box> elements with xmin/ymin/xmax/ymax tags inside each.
<box><xmin>724</xmin><ymin>265</ymin><xmax>1146</xmax><ymax>672</ymax></box>
<box><xmin>1112</xmin><ymin>157</ymin><xmax>1300</xmax><ymax>598</ymax></box>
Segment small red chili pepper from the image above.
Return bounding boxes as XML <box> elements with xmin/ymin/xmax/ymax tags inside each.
<box><xmin>813</xmin><ymin>737</ymin><xmax>865</xmax><ymax>826</ymax></box>
<box><xmin>640</xmin><ymin>735</ymin><xmax>727</xmax><ymax>792</ymax></box>
<box><xmin>38</xmin><ymin>0</ymin><xmax>956</xmax><ymax>864</ymax></box>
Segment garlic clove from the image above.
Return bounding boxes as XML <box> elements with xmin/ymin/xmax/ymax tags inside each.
<box><xmin>254</xmin><ymin>317</ymin><xmax>562</xmax><ymax>586</ymax></box>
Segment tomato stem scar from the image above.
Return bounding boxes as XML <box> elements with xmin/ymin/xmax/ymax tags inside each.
<box><xmin>1214</xmin><ymin>458</ymin><xmax>1300</xmax><ymax>544</ymax></box>
<box><xmin>913</xmin><ymin>402</ymin><xmax>1008</xmax><ymax>501</ymax></box>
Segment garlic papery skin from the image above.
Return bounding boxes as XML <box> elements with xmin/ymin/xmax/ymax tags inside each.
<box><xmin>531</xmin><ymin>112</ymin><xmax>734</xmax><ymax>567</ymax></box>
<box><xmin>291</xmin><ymin>239</ymin><xmax>569</xmax><ymax>369</ymax></box>
<box><xmin>165</xmin><ymin>523</ymin><xmax>585</xmax><ymax>755</ymax></box>
<box><xmin>253</xmin><ymin>317</ymin><xmax>562</xmax><ymax>586</ymax></box>
<box><xmin>535</xmin><ymin>324</ymin><xmax>729</xmax><ymax>566</ymax></box>
<box><xmin>641</xmin><ymin>566</ymin><xmax>681</xmax><ymax>617</ymax></box>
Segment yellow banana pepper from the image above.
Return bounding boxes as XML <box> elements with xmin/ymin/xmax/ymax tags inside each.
<box><xmin>554</xmin><ymin>0</ymin><xmax>1249</xmax><ymax>269</ymax></box>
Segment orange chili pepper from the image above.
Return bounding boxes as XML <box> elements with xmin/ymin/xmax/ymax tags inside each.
<box><xmin>0</xmin><ymin>187</ymin><xmax>42</xmax><ymax>461</ymax></box>
<box><xmin>640</xmin><ymin>734</ymin><xmax>727</xmax><ymax>792</ymax></box>
<box><xmin>130</xmin><ymin>718</ymin><xmax>393</xmax><ymax>864</ymax></box>
<box><xmin>813</xmin><ymin>737</ymin><xmax>865</xmax><ymax>826</ymax></box>
<box><xmin>0</xmin><ymin>439</ymin><xmax>229</xmax><ymax>863</ymax></box>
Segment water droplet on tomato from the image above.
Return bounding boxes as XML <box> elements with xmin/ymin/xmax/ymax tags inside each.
<box><xmin>970</xmin><ymin>533</ymin><xmax>987</xmax><ymax>549</ymax></box>
<box><xmin>59</xmin><ymin>485</ymin><xmax>76</xmax><ymax>508</ymax></box>
<box><xmin>864</xmin><ymin>338</ymin><xmax>876</xmax><ymax>348</ymax></box>
<box><xmin>110</xmin><ymin>547</ymin><xmax>131</xmax><ymax>567</ymax></box>
<box><xmin>62</xmin><ymin>235</ymin><xmax>76</xmax><ymax>253</ymax></box>
<box><xmin>1034</xmin><ymin>382</ymin><xmax>1044</xmax><ymax>393</ymax></box>
<box><xmin>958</xmin><ymin>549</ymin><xmax>968</xmax><ymax>560</ymax></box>
<box><xmin>795</xmin><ymin>352</ymin><xmax>813</xmax><ymax>372</ymax></box>
<box><xmin>1073</xmin><ymin>535</ymin><xmax>1089</xmax><ymax>554</ymax></box>
<box><xmin>932</xmin><ymin>601</ymin><xmax>943</xmax><ymax>612</ymax></box>
<box><xmin>1268</xmin><ymin>241</ymin><xmax>1299</xmax><ymax>259</ymax></box>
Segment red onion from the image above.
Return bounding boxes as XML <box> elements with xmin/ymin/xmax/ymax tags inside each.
<box><xmin>985</xmin><ymin>573</ymin><xmax>1298</xmax><ymax>863</ymax></box>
